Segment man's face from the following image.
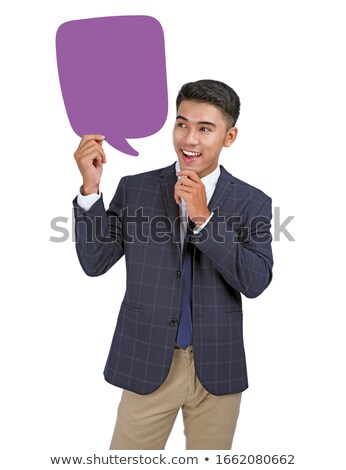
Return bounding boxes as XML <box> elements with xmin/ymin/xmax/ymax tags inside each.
<box><xmin>173</xmin><ymin>100</ymin><xmax>237</xmax><ymax>178</ymax></box>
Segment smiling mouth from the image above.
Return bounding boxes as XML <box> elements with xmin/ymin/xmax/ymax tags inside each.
<box><xmin>182</xmin><ymin>149</ymin><xmax>202</xmax><ymax>158</ymax></box>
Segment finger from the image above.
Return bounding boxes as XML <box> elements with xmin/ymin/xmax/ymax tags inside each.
<box><xmin>175</xmin><ymin>178</ymin><xmax>199</xmax><ymax>192</ymax></box>
<box><xmin>77</xmin><ymin>134</ymin><xmax>106</xmax><ymax>150</ymax></box>
<box><xmin>176</xmin><ymin>169</ymin><xmax>201</xmax><ymax>183</ymax></box>
<box><xmin>76</xmin><ymin>151</ymin><xmax>104</xmax><ymax>170</ymax></box>
<box><xmin>177</xmin><ymin>176</ymin><xmax>199</xmax><ymax>188</ymax></box>
<box><xmin>76</xmin><ymin>142</ymin><xmax>106</xmax><ymax>163</ymax></box>
<box><xmin>79</xmin><ymin>138</ymin><xmax>105</xmax><ymax>153</ymax></box>
<box><xmin>93</xmin><ymin>154</ymin><xmax>104</xmax><ymax>167</ymax></box>
<box><xmin>79</xmin><ymin>148</ymin><xmax>105</xmax><ymax>164</ymax></box>
<box><xmin>90</xmin><ymin>144</ymin><xmax>106</xmax><ymax>163</ymax></box>
<box><xmin>77</xmin><ymin>140</ymin><xmax>98</xmax><ymax>154</ymax></box>
<box><xmin>175</xmin><ymin>186</ymin><xmax>194</xmax><ymax>199</ymax></box>
<box><xmin>174</xmin><ymin>193</ymin><xmax>182</xmax><ymax>204</ymax></box>
<box><xmin>173</xmin><ymin>189</ymin><xmax>181</xmax><ymax>204</ymax></box>
<box><xmin>174</xmin><ymin>183</ymin><xmax>183</xmax><ymax>204</ymax></box>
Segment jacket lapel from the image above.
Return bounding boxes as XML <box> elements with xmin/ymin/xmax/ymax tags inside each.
<box><xmin>208</xmin><ymin>165</ymin><xmax>235</xmax><ymax>212</ymax></box>
<box><xmin>160</xmin><ymin>163</ymin><xmax>181</xmax><ymax>257</ymax></box>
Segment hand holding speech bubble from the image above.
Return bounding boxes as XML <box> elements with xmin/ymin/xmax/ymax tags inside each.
<box><xmin>56</xmin><ymin>16</ymin><xmax>168</xmax><ymax>156</ymax></box>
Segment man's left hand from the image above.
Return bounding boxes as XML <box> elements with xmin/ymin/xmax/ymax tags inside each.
<box><xmin>174</xmin><ymin>170</ymin><xmax>211</xmax><ymax>227</ymax></box>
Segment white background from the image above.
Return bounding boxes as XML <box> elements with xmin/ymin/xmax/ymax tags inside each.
<box><xmin>1</xmin><ymin>0</ymin><xmax>345</xmax><ymax>468</ymax></box>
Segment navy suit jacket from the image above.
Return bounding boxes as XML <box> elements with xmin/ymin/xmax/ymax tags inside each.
<box><xmin>73</xmin><ymin>162</ymin><xmax>273</xmax><ymax>396</ymax></box>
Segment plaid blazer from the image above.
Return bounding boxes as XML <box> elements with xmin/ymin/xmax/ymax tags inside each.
<box><xmin>73</xmin><ymin>162</ymin><xmax>273</xmax><ymax>396</ymax></box>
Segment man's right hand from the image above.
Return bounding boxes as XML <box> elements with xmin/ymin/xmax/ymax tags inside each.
<box><xmin>74</xmin><ymin>134</ymin><xmax>106</xmax><ymax>195</ymax></box>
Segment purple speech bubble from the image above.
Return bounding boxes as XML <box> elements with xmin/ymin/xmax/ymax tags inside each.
<box><xmin>56</xmin><ymin>16</ymin><xmax>168</xmax><ymax>156</ymax></box>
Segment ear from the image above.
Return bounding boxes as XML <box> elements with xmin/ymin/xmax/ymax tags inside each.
<box><xmin>224</xmin><ymin>127</ymin><xmax>238</xmax><ymax>148</ymax></box>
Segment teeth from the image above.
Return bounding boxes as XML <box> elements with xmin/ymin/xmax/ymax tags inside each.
<box><xmin>183</xmin><ymin>150</ymin><xmax>201</xmax><ymax>157</ymax></box>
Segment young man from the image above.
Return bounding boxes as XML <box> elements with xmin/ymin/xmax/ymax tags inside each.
<box><xmin>73</xmin><ymin>79</ymin><xmax>273</xmax><ymax>450</ymax></box>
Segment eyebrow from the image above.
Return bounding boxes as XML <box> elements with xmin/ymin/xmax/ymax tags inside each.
<box><xmin>176</xmin><ymin>115</ymin><xmax>216</xmax><ymax>127</ymax></box>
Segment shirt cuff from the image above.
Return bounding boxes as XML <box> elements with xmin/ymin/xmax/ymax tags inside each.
<box><xmin>77</xmin><ymin>186</ymin><xmax>101</xmax><ymax>212</ymax></box>
<box><xmin>193</xmin><ymin>212</ymin><xmax>214</xmax><ymax>234</ymax></box>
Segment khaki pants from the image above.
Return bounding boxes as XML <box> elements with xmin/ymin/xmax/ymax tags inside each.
<box><xmin>110</xmin><ymin>344</ymin><xmax>242</xmax><ymax>450</ymax></box>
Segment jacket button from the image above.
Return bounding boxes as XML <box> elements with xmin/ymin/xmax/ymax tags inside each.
<box><xmin>174</xmin><ymin>270</ymin><xmax>181</xmax><ymax>278</ymax></box>
<box><xmin>170</xmin><ymin>318</ymin><xmax>178</xmax><ymax>326</ymax></box>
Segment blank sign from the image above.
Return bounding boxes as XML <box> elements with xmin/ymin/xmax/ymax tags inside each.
<box><xmin>56</xmin><ymin>16</ymin><xmax>168</xmax><ymax>156</ymax></box>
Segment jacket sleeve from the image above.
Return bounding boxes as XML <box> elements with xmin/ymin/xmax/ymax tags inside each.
<box><xmin>72</xmin><ymin>177</ymin><xmax>126</xmax><ymax>277</ymax></box>
<box><xmin>190</xmin><ymin>196</ymin><xmax>274</xmax><ymax>298</ymax></box>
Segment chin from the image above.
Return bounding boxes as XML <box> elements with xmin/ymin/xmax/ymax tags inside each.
<box><xmin>178</xmin><ymin>157</ymin><xmax>203</xmax><ymax>172</ymax></box>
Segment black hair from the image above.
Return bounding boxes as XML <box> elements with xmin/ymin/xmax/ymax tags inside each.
<box><xmin>176</xmin><ymin>79</ymin><xmax>240</xmax><ymax>128</ymax></box>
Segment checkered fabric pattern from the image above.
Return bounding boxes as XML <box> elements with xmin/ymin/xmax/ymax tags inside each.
<box><xmin>73</xmin><ymin>162</ymin><xmax>273</xmax><ymax>396</ymax></box>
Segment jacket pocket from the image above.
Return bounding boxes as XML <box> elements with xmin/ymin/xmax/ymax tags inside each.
<box><xmin>121</xmin><ymin>300</ymin><xmax>143</xmax><ymax>314</ymax></box>
<box><xmin>226</xmin><ymin>309</ymin><xmax>243</xmax><ymax>317</ymax></box>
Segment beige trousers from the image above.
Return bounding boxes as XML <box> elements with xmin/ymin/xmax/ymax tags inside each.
<box><xmin>110</xmin><ymin>344</ymin><xmax>242</xmax><ymax>450</ymax></box>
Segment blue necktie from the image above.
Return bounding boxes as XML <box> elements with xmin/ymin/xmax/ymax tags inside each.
<box><xmin>176</xmin><ymin>221</ymin><xmax>194</xmax><ymax>349</ymax></box>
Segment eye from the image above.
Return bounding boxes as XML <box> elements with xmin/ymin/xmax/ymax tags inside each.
<box><xmin>200</xmin><ymin>127</ymin><xmax>210</xmax><ymax>132</ymax></box>
<box><xmin>177</xmin><ymin>122</ymin><xmax>187</xmax><ymax>128</ymax></box>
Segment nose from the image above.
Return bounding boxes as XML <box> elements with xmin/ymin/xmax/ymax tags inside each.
<box><xmin>184</xmin><ymin>128</ymin><xmax>199</xmax><ymax>146</ymax></box>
